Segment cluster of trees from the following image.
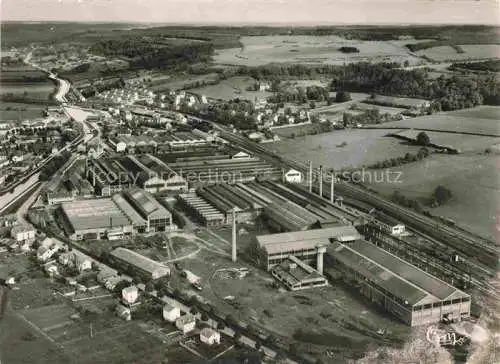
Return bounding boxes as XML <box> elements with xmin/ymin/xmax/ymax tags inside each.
<box><xmin>342</xmin><ymin>108</ymin><xmax>400</xmax><ymax>126</ymax></box>
<box><xmin>368</xmin><ymin>148</ymin><xmax>430</xmax><ymax>169</ymax></box>
<box><xmin>391</xmin><ymin>190</ymin><xmax>424</xmax><ymax>212</ymax></box>
<box><xmin>449</xmin><ymin>60</ymin><xmax>500</xmax><ymax>73</ymax></box>
<box><xmin>335</xmin><ymin>90</ymin><xmax>352</xmax><ymax>102</ymax></box>
<box><xmin>39</xmin><ymin>151</ymin><xmax>71</xmax><ymax>181</ymax></box>
<box><xmin>267</xmin><ymin>85</ymin><xmax>330</xmax><ymax>104</ymax></box>
<box><xmin>338</xmin><ymin>46</ymin><xmax>360</xmax><ymax>53</ymax></box>
<box><xmin>90</xmin><ymin>39</ymin><xmax>214</xmax><ymax>71</ymax></box>
<box><xmin>330</xmin><ymin>63</ymin><xmax>500</xmax><ymax>108</ymax></box>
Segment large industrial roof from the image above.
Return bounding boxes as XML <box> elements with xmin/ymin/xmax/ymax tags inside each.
<box><xmin>112</xmin><ymin>193</ymin><xmax>147</xmax><ymax>227</ymax></box>
<box><xmin>61</xmin><ymin>199</ymin><xmax>132</xmax><ymax>231</ymax></box>
<box><xmin>110</xmin><ymin>247</ymin><xmax>170</xmax><ymax>275</ymax></box>
<box><xmin>327</xmin><ymin>240</ymin><xmax>469</xmax><ymax>305</ymax></box>
<box><xmin>257</xmin><ymin>225</ymin><xmax>362</xmax><ymax>255</ymax></box>
<box><xmin>124</xmin><ymin>188</ymin><xmax>171</xmax><ymax>220</ymax></box>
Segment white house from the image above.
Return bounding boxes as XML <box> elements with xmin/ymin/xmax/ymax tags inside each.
<box><xmin>283</xmin><ymin>169</ymin><xmax>303</xmax><ymax>184</ymax></box>
<box><xmin>200</xmin><ymin>328</ymin><xmax>221</xmax><ymax>346</ymax></box>
<box><xmin>122</xmin><ymin>286</ymin><xmax>139</xmax><ymax>305</ymax></box>
<box><xmin>231</xmin><ymin>151</ymin><xmax>251</xmax><ymax>159</ymax></box>
<box><xmin>175</xmin><ymin>314</ymin><xmax>196</xmax><ymax>334</ymax></box>
<box><xmin>36</xmin><ymin>238</ymin><xmax>62</xmax><ymax>262</ymax></box>
<box><xmin>74</xmin><ymin>253</ymin><xmax>92</xmax><ymax>272</ymax></box>
<box><xmin>163</xmin><ymin>304</ymin><xmax>181</xmax><ymax>322</ymax></box>
<box><xmin>10</xmin><ymin>224</ymin><xmax>36</xmax><ymax>242</ymax></box>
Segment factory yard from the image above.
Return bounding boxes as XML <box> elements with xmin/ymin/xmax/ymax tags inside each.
<box><xmin>214</xmin><ymin>35</ymin><xmax>422</xmax><ymax>66</ymax></box>
<box><xmin>272</xmin><ymin>128</ymin><xmax>424</xmax><ymax>170</ymax></box>
<box><xmin>377</xmin><ymin>106</ymin><xmax>500</xmax><ymax>136</ymax></box>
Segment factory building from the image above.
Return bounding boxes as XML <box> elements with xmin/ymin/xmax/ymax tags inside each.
<box><xmin>117</xmin><ymin>155</ymin><xmax>188</xmax><ymax>194</ymax></box>
<box><xmin>176</xmin><ymin>193</ymin><xmax>225</xmax><ymax>228</ymax></box>
<box><xmin>163</xmin><ymin>155</ymin><xmax>282</xmax><ymax>188</ymax></box>
<box><xmin>271</xmin><ymin>255</ymin><xmax>328</xmax><ymax>291</ymax></box>
<box><xmin>59</xmin><ymin>198</ymin><xmax>135</xmax><ymax>241</ymax></box>
<box><xmin>122</xmin><ymin>187</ymin><xmax>172</xmax><ymax>232</ymax></box>
<box><xmin>254</xmin><ymin>225</ymin><xmax>362</xmax><ymax>270</ymax></box>
<box><xmin>86</xmin><ymin>158</ymin><xmax>133</xmax><ymax>197</ymax></box>
<box><xmin>59</xmin><ymin>189</ymin><xmax>172</xmax><ymax>240</ymax></box>
<box><xmin>109</xmin><ymin>247</ymin><xmax>170</xmax><ymax>280</ymax></box>
<box><xmin>325</xmin><ymin>240</ymin><xmax>471</xmax><ymax>326</ymax></box>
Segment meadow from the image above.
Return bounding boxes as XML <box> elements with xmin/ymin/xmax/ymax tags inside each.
<box><xmin>271</xmin><ymin>128</ymin><xmax>423</xmax><ymax>170</ymax></box>
<box><xmin>416</xmin><ymin>44</ymin><xmax>500</xmax><ymax>62</ymax></box>
<box><xmin>214</xmin><ymin>35</ymin><xmax>422</xmax><ymax>67</ymax></box>
<box><xmin>188</xmin><ymin>76</ymin><xmax>272</xmax><ymax>101</ymax></box>
<box><xmin>376</xmin><ymin>106</ymin><xmax>500</xmax><ymax>136</ymax></box>
<box><xmin>0</xmin><ymin>102</ymin><xmax>47</xmax><ymax>122</ymax></box>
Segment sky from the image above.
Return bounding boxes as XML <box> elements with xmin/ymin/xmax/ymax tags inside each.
<box><xmin>1</xmin><ymin>0</ymin><xmax>499</xmax><ymax>25</ymax></box>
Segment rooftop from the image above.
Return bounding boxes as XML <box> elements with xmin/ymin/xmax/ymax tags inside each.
<box><xmin>326</xmin><ymin>240</ymin><xmax>469</xmax><ymax>306</ymax></box>
<box><xmin>61</xmin><ymin>199</ymin><xmax>131</xmax><ymax>231</ymax></box>
<box><xmin>110</xmin><ymin>247</ymin><xmax>170</xmax><ymax>276</ymax></box>
<box><xmin>271</xmin><ymin>256</ymin><xmax>326</xmax><ymax>287</ymax></box>
<box><xmin>256</xmin><ymin>225</ymin><xmax>362</xmax><ymax>255</ymax></box>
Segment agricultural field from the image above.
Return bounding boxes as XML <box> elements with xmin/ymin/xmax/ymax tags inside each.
<box><xmin>214</xmin><ymin>35</ymin><xmax>422</xmax><ymax>67</ymax></box>
<box><xmin>365</xmin><ymin>154</ymin><xmax>499</xmax><ymax>241</ymax></box>
<box><xmin>393</xmin><ymin>130</ymin><xmax>500</xmax><ymax>152</ymax></box>
<box><xmin>272</xmin><ymin>128</ymin><xmax>423</xmax><ymax>170</ymax></box>
<box><xmin>188</xmin><ymin>76</ymin><xmax>272</xmax><ymax>101</ymax></box>
<box><xmin>377</xmin><ymin>106</ymin><xmax>500</xmax><ymax>136</ymax></box>
<box><xmin>0</xmin><ymin>102</ymin><xmax>47</xmax><ymax>122</ymax></box>
<box><xmin>416</xmin><ymin>44</ymin><xmax>500</xmax><ymax>62</ymax></box>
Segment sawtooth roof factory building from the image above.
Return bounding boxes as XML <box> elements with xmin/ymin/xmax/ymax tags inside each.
<box><xmin>59</xmin><ymin>188</ymin><xmax>172</xmax><ymax>240</ymax></box>
<box><xmin>325</xmin><ymin>239</ymin><xmax>471</xmax><ymax>326</ymax></box>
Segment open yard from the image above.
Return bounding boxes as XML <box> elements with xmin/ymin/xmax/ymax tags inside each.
<box><xmin>366</xmin><ymin>154</ymin><xmax>499</xmax><ymax>241</ymax></box>
<box><xmin>214</xmin><ymin>35</ymin><xmax>422</xmax><ymax>67</ymax></box>
<box><xmin>188</xmin><ymin>76</ymin><xmax>272</xmax><ymax>101</ymax></box>
<box><xmin>272</xmin><ymin>128</ymin><xmax>424</xmax><ymax>170</ymax></box>
<box><xmin>416</xmin><ymin>44</ymin><xmax>500</xmax><ymax>62</ymax></box>
<box><xmin>376</xmin><ymin>106</ymin><xmax>500</xmax><ymax>136</ymax></box>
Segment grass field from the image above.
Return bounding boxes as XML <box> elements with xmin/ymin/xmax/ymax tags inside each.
<box><xmin>0</xmin><ymin>102</ymin><xmax>47</xmax><ymax>122</ymax></box>
<box><xmin>378</xmin><ymin>106</ymin><xmax>500</xmax><ymax>136</ymax></box>
<box><xmin>272</xmin><ymin>129</ymin><xmax>423</xmax><ymax>170</ymax></box>
<box><xmin>416</xmin><ymin>44</ymin><xmax>500</xmax><ymax>62</ymax></box>
<box><xmin>214</xmin><ymin>35</ymin><xmax>422</xmax><ymax>67</ymax></box>
<box><xmin>366</xmin><ymin>154</ymin><xmax>499</xmax><ymax>241</ymax></box>
<box><xmin>356</xmin><ymin>102</ymin><xmax>407</xmax><ymax>116</ymax></box>
<box><xmin>150</xmin><ymin>73</ymin><xmax>220</xmax><ymax>92</ymax></box>
<box><xmin>188</xmin><ymin>76</ymin><xmax>272</xmax><ymax>101</ymax></box>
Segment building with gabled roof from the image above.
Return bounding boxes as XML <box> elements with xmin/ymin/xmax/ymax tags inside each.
<box><xmin>109</xmin><ymin>247</ymin><xmax>170</xmax><ymax>280</ymax></box>
<box><xmin>325</xmin><ymin>239</ymin><xmax>471</xmax><ymax>326</ymax></box>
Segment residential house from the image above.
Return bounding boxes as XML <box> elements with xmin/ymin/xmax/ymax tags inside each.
<box><xmin>283</xmin><ymin>169</ymin><xmax>303</xmax><ymax>184</ymax></box>
<box><xmin>36</xmin><ymin>238</ymin><xmax>62</xmax><ymax>262</ymax></box>
<box><xmin>116</xmin><ymin>304</ymin><xmax>132</xmax><ymax>321</ymax></box>
<box><xmin>200</xmin><ymin>328</ymin><xmax>221</xmax><ymax>346</ymax></box>
<box><xmin>10</xmin><ymin>224</ymin><xmax>35</xmax><ymax>242</ymax></box>
<box><xmin>175</xmin><ymin>314</ymin><xmax>196</xmax><ymax>334</ymax></box>
<box><xmin>122</xmin><ymin>286</ymin><xmax>139</xmax><ymax>305</ymax></box>
<box><xmin>163</xmin><ymin>304</ymin><xmax>181</xmax><ymax>322</ymax></box>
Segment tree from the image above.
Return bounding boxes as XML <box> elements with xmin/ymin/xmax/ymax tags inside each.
<box><xmin>433</xmin><ymin>186</ymin><xmax>453</xmax><ymax>205</ymax></box>
<box><xmin>416</xmin><ymin>131</ymin><xmax>430</xmax><ymax>146</ymax></box>
<box><xmin>417</xmin><ymin>147</ymin><xmax>430</xmax><ymax>159</ymax></box>
<box><xmin>335</xmin><ymin>90</ymin><xmax>352</xmax><ymax>103</ymax></box>
<box><xmin>145</xmin><ymin>281</ymin><xmax>155</xmax><ymax>292</ymax></box>
<box><xmin>309</xmin><ymin>101</ymin><xmax>316</xmax><ymax>109</ymax></box>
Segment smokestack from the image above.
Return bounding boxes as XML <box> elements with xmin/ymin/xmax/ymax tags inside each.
<box><xmin>319</xmin><ymin>165</ymin><xmax>323</xmax><ymax>198</ymax></box>
<box><xmin>308</xmin><ymin>161</ymin><xmax>312</xmax><ymax>193</ymax></box>
<box><xmin>317</xmin><ymin>246</ymin><xmax>326</xmax><ymax>275</ymax></box>
<box><xmin>330</xmin><ymin>173</ymin><xmax>335</xmax><ymax>203</ymax></box>
<box><xmin>232</xmin><ymin>209</ymin><xmax>237</xmax><ymax>262</ymax></box>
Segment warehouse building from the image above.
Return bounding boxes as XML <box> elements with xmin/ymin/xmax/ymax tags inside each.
<box><xmin>109</xmin><ymin>247</ymin><xmax>170</xmax><ymax>280</ymax></box>
<box><xmin>60</xmin><ymin>198</ymin><xmax>134</xmax><ymax>240</ymax></box>
<box><xmin>271</xmin><ymin>255</ymin><xmax>328</xmax><ymax>291</ymax></box>
<box><xmin>324</xmin><ymin>240</ymin><xmax>471</xmax><ymax>326</ymax></box>
<box><xmin>60</xmin><ymin>189</ymin><xmax>172</xmax><ymax>240</ymax></box>
<box><xmin>254</xmin><ymin>225</ymin><xmax>362</xmax><ymax>270</ymax></box>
